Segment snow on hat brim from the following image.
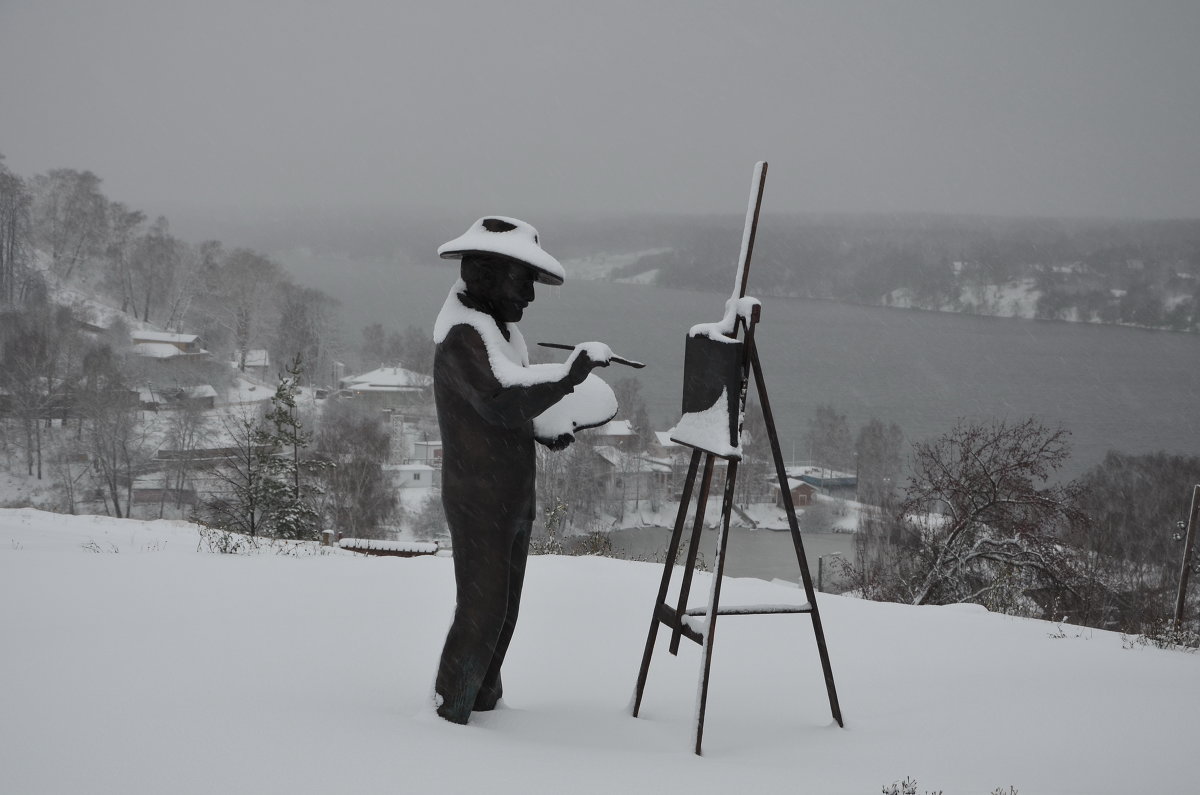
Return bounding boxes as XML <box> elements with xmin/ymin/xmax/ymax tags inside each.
<box><xmin>437</xmin><ymin>216</ymin><xmax>565</xmax><ymax>286</ymax></box>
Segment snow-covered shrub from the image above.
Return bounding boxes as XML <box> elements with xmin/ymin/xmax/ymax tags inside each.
<box><xmin>529</xmin><ymin>500</ymin><xmax>567</xmax><ymax>555</ymax></box>
<box><xmin>1122</xmin><ymin>619</ymin><xmax>1200</xmax><ymax>652</ymax></box>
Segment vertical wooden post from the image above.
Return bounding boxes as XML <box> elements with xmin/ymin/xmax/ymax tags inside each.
<box><xmin>1173</xmin><ymin>485</ymin><xmax>1200</xmax><ymax>630</ymax></box>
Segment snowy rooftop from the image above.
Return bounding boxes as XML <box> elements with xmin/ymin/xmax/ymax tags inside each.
<box><xmin>788</xmin><ymin>465</ymin><xmax>856</xmax><ymax>481</ymax></box>
<box><xmin>132</xmin><ymin>342</ymin><xmax>186</xmax><ymax>359</ymax></box>
<box><xmin>183</xmin><ymin>385</ymin><xmax>218</xmax><ymax>399</ymax></box>
<box><xmin>593</xmin><ymin>445</ymin><xmax>672</xmax><ymax>473</ymax></box>
<box><xmin>383</xmin><ymin>463</ymin><xmax>436</xmax><ymax>472</ymax></box>
<box><xmin>341</xmin><ymin>366</ymin><xmax>432</xmax><ymax>390</ymax></box>
<box><xmin>131</xmin><ymin>331</ymin><xmax>199</xmax><ymax>345</ymax></box>
<box><xmin>593</xmin><ymin>419</ymin><xmax>635</xmax><ymax>437</ymax></box>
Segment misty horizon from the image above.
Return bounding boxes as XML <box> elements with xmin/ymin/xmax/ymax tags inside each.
<box><xmin>3</xmin><ymin>1</ymin><xmax>1199</xmax><ymax>224</ymax></box>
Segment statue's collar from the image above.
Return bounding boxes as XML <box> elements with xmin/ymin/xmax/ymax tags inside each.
<box><xmin>456</xmin><ymin>288</ymin><xmax>511</xmax><ymax>341</ymax></box>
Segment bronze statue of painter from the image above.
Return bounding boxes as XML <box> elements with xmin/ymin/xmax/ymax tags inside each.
<box><xmin>431</xmin><ymin>216</ymin><xmax>611</xmax><ymax>724</ymax></box>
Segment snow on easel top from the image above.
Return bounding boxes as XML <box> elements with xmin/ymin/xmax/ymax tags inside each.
<box><xmin>437</xmin><ymin>216</ymin><xmax>566</xmax><ymax>285</ymax></box>
<box><xmin>687</xmin><ymin>296</ymin><xmax>762</xmax><ymax>344</ymax></box>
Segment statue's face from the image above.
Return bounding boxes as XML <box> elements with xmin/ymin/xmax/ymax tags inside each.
<box><xmin>487</xmin><ymin>261</ymin><xmax>537</xmax><ymax>323</ymax></box>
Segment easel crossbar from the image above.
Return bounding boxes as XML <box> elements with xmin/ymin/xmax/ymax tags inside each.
<box><xmin>684</xmin><ymin>603</ymin><xmax>813</xmax><ymax>616</ymax></box>
<box><xmin>654</xmin><ymin>604</ymin><xmax>705</xmax><ymax>646</ymax></box>
<box><xmin>651</xmin><ymin>602</ymin><xmax>815</xmax><ymax>648</ymax></box>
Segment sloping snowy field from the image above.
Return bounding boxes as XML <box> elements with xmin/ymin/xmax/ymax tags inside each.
<box><xmin>2</xmin><ymin>508</ymin><xmax>1196</xmax><ymax>795</ymax></box>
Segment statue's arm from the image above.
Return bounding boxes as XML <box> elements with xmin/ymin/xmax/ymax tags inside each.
<box><xmin>438</xmin><ymin>325</ymin><xmax>581</xmax><ymax>429</ymax></box>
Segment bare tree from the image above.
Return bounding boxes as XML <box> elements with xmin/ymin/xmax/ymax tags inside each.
<box><xmin>216</xmin><ymin>249</ymin><xmax>283</xmax><ymax>371</ymax></box>
<box><xmin>157</xmin><ymin>400</ymin><xmax>213</xmax><ymax>516</ymax></box>
<box><xmin>127</xmin><ymin>216</ymin><xmax>180</xmax><ymax>323</ymax></box>
<box><xmin>273</xmin><ymin>283</ymin><xmax>341</xmax><ymax>387</ymax></box>
<box><xmin>31</xmin><ymin>169</ymin><xmax>109</xmax><ymax>282</ymax></box>
<box><xmin>904</xmin><ymin>418</ymin><xmax>1084</xmax><ymax>608</ymax></box>
<box><xmin>537</xmin><ymin>440</ymin><xmax>601</xmax><ymax>533</ymax></box>
<box><xmin>0</xmin><ymin>155</ymin><xmax>33</xmax><ymax>306</ymax></box>
<box><xmin>193</xmin><ymin>404</ymin><xmax>273</xmax><ymax>538</ymax></box>
<box><xmin>805</xmin><ymin>403</ymin><xmax>853</xmax><ymax>472</ymax></box>
<box><xmin>848</xmin><ymin>418</ymin><xmax>1089</xmax><ymax>615</ymax></box>
<box><xmin>101</xmin><ymin>202</ymin><xmax>146</xmax><ymax>314</ymax></box>
<box><xmin>0</xmin><ymin>301</ymin><xmax>79</xmax><ymax>478</ymax></box>
<box><xmin>313</xmin><ymin>399</ymin><xmax>395</xmax><ymax>539</ymax></box>
<box><xmin>856</xmin><ymin>417</ymin><xmax>904</xmax><ymax>506</ymax></box>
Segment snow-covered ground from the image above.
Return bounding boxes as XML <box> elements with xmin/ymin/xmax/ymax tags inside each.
<box><xmin>2</xmin><ymin>508</ymin><xmax>1197</xmax><ymax>794</ymax></box>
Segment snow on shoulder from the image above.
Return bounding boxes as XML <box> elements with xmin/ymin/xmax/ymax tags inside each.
<box><xmin>433</xmin><ymin>281</ymin><xmax>616</xmax><ymax>439</ymax></box>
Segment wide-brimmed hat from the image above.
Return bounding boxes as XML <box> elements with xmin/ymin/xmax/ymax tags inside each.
<box><xmin>437</xmin><ymin>216</ymin><xmax>565</xmax><ymax>286</ymax></box>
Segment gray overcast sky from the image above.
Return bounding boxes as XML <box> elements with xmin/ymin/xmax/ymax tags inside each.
<box><xmin>1</xmin><ymin>0</ymin><xmax>1198</xmax><ymax>220</ymax></box>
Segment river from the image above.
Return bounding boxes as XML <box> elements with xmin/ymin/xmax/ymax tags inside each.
<box><xmin>285</xmin><ymin>254</ymin><xmax>1200</xmax><ymax>481</ymax></box>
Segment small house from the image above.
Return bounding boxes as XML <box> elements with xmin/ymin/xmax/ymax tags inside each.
<box><xmin>240</xmin><ymin>349</ymin><xmax>271</xmax><ymax>382</ymax></box>
<box><xmin>776</xmin><ymin>478</ymin><xmax>821</xmax><ymax>508</ymax></box>
<box><xmin>413</xmin><ymin>440</ymin><xmax>443</xmax><ymax>467</ymax></box>
<box><xmin>131</xmin><ymin>330</ymin><xmax>203</xmax><ymax>355</ymax></box>
<box><xmin>384</xmin><ymin>462</ymin><xmax>438</xmax><ymax>489</ymax></box>
<box><xmin>338</xmin><ymin>366</ymin><xmax>433</xmax><ymax>413</ymax></box>
<box><xmin>591</xmin><ymin>419</ymin><xmax>637</xmax><ymax>450</ymax></box>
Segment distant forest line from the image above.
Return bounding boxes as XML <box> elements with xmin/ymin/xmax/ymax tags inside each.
<box><xmin>171</xmin><ymin>203</ymin><xmax>1200</xmax><ymax>335</ymax></box>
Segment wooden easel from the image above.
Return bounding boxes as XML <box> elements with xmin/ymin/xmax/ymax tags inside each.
<box><xmin>630</xmin><ymin>162</ymin><xmax>843</xmax><ymax>755</ymax></box>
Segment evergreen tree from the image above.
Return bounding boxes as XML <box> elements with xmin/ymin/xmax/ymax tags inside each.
<box><xmin>257</xmin><ymin>355</ymin><xmax>326</xmax><ymax>540</ymax></box>
<box><xmin>196</xmin><ymin>357</ymin><xmax>326</xmax><ymax>541</ymax></box>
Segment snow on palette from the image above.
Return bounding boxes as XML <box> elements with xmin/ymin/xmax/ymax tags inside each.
<box><xmin>668</xmin><ymin>296</ymin><xmax>760</xmax><ymax>459</ymax></box>
<box><xmin>433</xmin><ymin>281</ymin><xmax>617</xmax><ymax>440</ymax></box>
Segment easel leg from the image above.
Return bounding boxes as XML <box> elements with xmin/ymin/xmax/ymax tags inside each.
<box><xmin>670</xmin><ymin>454</ymin><xmax>715</xmax><ymax>655</ymax></box>
<box><xmin>632</xmin><ymin>449</ymin><xmax>702</xmax><ymax>717</ymax></box>
<box><xmin>750</xmin><ymin>341</ymin><xmax>844</xmax><ymax>727</ymax></box>
<box><xmin>694</xmin><ymin>459</ymin><xmax>739</xmax><ymax>755</ymax></box>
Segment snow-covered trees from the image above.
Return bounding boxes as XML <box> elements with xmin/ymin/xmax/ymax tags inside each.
<box><xmin>1073</xmin><ymin>451</ymin><xmax>1200</xmax><ymax>629</ymax></box>
<box><xmin>0</xmin><ymin>300</ymin><xmax>82</xmax><ymax>478</ymax></box>
<box><xmin>31</xmin><ymin>168</ymin><xmax>109</xmax><ymax>282</ymax></box>
<box><xmin>0</xmin><ymin>155</ymin><xmax>33</xmax><ymax>305</ymax></box>
<box><xmin>78</xmin><ymin>344</ymin><xmax>153</xmax><ymax>519</ymax></box>
<box><xmin>194</xmin><ymin>358</ymin><xmax>325</xmax><ymax>540</ymax></box>
<box><xmin>855</xmin><ymin>417</ymin><xmax>904</xmax><ymax>506</ymax></box>
<box><xmin>313</xmin><ymin>399</ymin><xmax>395</xmax><ymax>539</ymax></box>
<box><xmin>805</xmin><ymin>403</ymin><xmax>854</xmax><ymax>473</ymax></box>
<box><xmin>359</xmin><ymin>322</ymin><xmax>433</xmax><ymax>374</ymax></box>
<box><xmin>849</xmin><ymin>418</ymin><xmax>1086</xmax><ymax>613</ymax></box>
